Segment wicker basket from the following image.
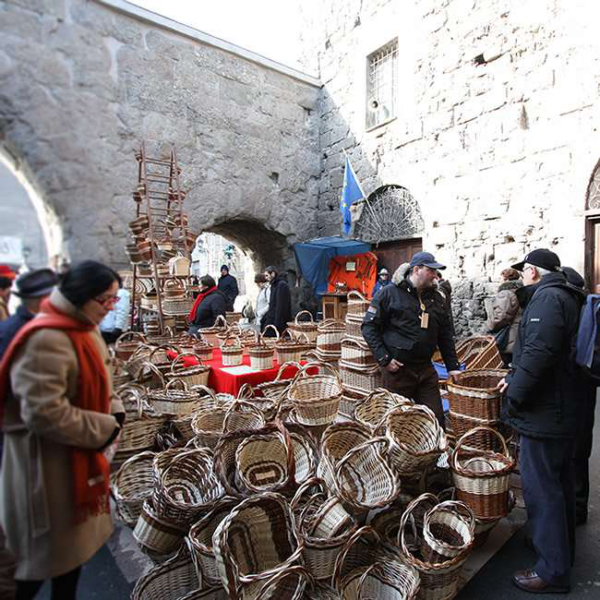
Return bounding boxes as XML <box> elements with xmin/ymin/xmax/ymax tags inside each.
<box><xmin>199</xmin><ymin>315</ymin><xmax>229</xmax><ymax>347</ymax></box>
<box><xmin>154</xmin><ymin>449</ymin><xmax>224</xmax><ymax>526</ymax></box>
<box><xmin>446</xmin><ymin>369</ymin><xmax>507</xmax><ymax>422</ymax></box>
<box><xmin>316</xmin><ymin>319</ymin><xmax>346</xmax><ymax>352</ymax></box>
<box><xmin>192</xmin><ymin>336</ymin><xmax>214</xmax><ymax>362</ymax></box>
<box><xmin>451</xmin><ymin>426</ymin><xmax>515</xmax><ymax>520</ymax></box>
<box><xmin>287</xmin><ymin>362</ymin><xmax>343</xmax><ymax>427</ymax></box>
<box><xmin>287</xmin><ymin>310</ymin><xmax>319</xmax><ymax>343</ymax></box>
<box><xmin>117</xmin><ymin>386</ymin><xmax>166</xmax><ymax>453</ymax></box>
<box><xmin>335</xmin><ymin>437</ymin><xmax>400</xmax><ymax>512</ymax></box>
<box><xmin>213</xmin><ymin>492</ymin><xmax>304</xmax><ymax>599</ymax></box>
<box><xmin>166</xmin><ymin>352</ymin><xmax>210</xmax><ymax>387</ymax></box>
<box><xmin>220</xmin><ymin>334</ymin><xmax>244</xmax><ymax>366</ymax></box>
<box><xmin>112</xmin><ymin>451</ymin><xmax>156</xmax><ymax>526</ymax></box>
<box><xmin>338</xmin><ymin>360</ymin><xmax>383</xmax><ymax>393</ymax></box>
<box><xmin>344</xmin><ymin>314</ymin><xmax>364</xmax><ymax>341</ymax></box>
<box><xmin>447</xmin><ymin>412</ymin><xmax>512</xmax><ymax>453</ymax></box>
<box><xmin>275</xmin><ymin>330</ymin><xmax>311</xmax><ymax>364</ymax></box>
<box><xmin>346</xmin><ymin>291</ymin><xmax>370</xmax><ymax>317</ymax></box>
<box><xmin>133</xmin><ymin>499</ymin><xmax>187</xmax><ymax>556</ymax></box>
<box><xmin>385</xmin><ymin>406</ymin><xmax>447</xmax><ymax>475</ymax></box>
<box><xmin>256</xmin><ymin>361</ymin><xmax>301</xmax><ymax>401</ymax></box>
<box><xmin>398</xmin><ymin>494</ymin><xmax>473</xmax><ymax>600</ymax></box>
<box><xmin>354</xmin><ymin>388</ymin><xmax>412</xmax><ymax>432</ymax></box>
<box><xmin>147</xmin><ymin>379</ymin><xmax>201</xmax><ymax>417</ymax></box>
<box><xmin>340</xmin><ymin>337</ymin><xmax>376</xmax><ymax>367</ymax></box>
<box><xmin>248</xmin><ymin>331</ymin><xmax>276</xmax><ymax>370</ymax></box>
<box><xmin>225</xmin><ymin>311</ymin><xmax>243</xmax><ymax>325</ymax></box>
<box><xmin>115</xmin><ymin>331</ymin><xmax>148</xmax><ymax>361</ymax></box>
<box><xmin>338</xmin><ymin>385</ymin><xmax>368</xmax><ymax>421</ymax></box>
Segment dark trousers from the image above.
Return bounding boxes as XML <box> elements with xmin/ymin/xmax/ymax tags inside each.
<box><xmin>573</xmin><ymin>389</ymin><xmax>596</xmax><ymax>519</ymax></box>
<box><xmin>381</xmin><ymin>363</ymin><xmax>444</xmax><ymax>425</ymax></box>
<box><xmin>520</xmin><ymin>435</ymin><xmax>575</xmax><ymax>586</ymax></box>
<box><xmin>16</xmin><ymin>566</ymin><xmax>81</xmax><ymax>600</ymax></box>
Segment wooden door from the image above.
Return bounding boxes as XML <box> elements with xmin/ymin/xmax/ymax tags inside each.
<box><xmin>373</xmin><ymin>238</ymin><xmax>423</xmax><ymax>274</ymax></box>
<box><xmin>585</xmin><ymin>217</ymin><xmax>600</xmax><ymax>292</ymax></box>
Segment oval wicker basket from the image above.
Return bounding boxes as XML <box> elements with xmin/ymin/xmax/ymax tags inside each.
<box><xmin>220</xmin><ymin>334</ymin><xmax>244</xmax><ymax>366</ymax></box>
<box><xmin>115</xmin><ymin>331</ymin><xmax>148</xmax><ymax>361</ymax></box>
<box><xmin>354</xmin><ymin>388</ymin><xmax>412</xmax><ymax>432</ymax></box>
<box><xmin>112</xmin><ymin>451</ymin><xmax>156</xmax><ymax>526</ymax></box>
<box><xmin>166</xmin><ymin>352</ymin><xmax>210</xmax><ymax>387</ymax></box>
<box><xmin>287</xmin><ymin>310</ymin><xmax>319</xmax><ymax>343</ymax></box>
<box><xmin>446</xmin><ymin>369</ymin><xmax>508</xmax><ymax>422</ymax></box>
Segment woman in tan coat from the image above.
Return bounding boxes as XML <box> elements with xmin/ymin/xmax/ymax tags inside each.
<box><xmin>0</xmin><ymin>261</ymin><xmax>125</xmax><ymax>600</ymax></box>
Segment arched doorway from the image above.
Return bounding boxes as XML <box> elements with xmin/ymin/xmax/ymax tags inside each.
<box><xmin>0</xmin><ymin>146</ymin><xmax>63</xmax><ymax>270</ymax></box>
<box><xmin>584</xmin><ymin>159</ymin><xmax>600</xmax><ymax>291</ymax></box>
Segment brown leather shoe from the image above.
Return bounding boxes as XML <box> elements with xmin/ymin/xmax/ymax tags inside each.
<box><xmin>512</xmin><ymin>569</ymin><xmax>570</xmax><ymax>594</ymax></box>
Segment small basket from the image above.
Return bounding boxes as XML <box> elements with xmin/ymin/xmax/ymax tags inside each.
<box><xmin>346</xmin><ymin>291</ymin><xmax>370</xmax><ymax>317</ymax></box>
<box><xmin>338</xmin><ymin>360</ymin><xmax>383</xmax><ymax>393</ymax></box>
<box><xmin>275</xmin><ymin>329</ymin><xmax>311</xmax><ymax>364</ymax></box>
<box><xmin>287</xmin><ymin>310</ymin><xmax>319</xmax><ymax>343</ymax></box>
<box><xmin>287</xmin><ymin>362</ymin><xmax>343</xmax><ymax>427</ymax></box>
<box><xmin>338</xmin><ymin>385</ymin><xmax>368</xmax><ymax>421</ymax></box>
<box><xmin>199</xmin><ymin>315</ymin><xmax>228</xmax><ymax>347</ymax></box>
<box><xmin>316</xmin><ymin>319</ymin><xmax>346</xmax><ymax>353</ymax></box>
<box><xmin>248</xmin><ymin>331</ymin><xmax>276</xmax><ymax>370</ymax></box>
<box><xmin>166</xmin><ymin>352</ymin><xmax>210</xmax><ymax>387</ymax></box>
<box><xmin>340</xmin><ymin>337</ymin><xmax>376</xmax><ymax>367</ymax></box>
<box><xmin>147</xmin><ymin>379</ymin><xmax>201</xmax><ymax>417</ymax></box>
<box><xmin>220</xmin><ymin>334</ymin><xmax>244</xmax><ymax>366</ymax></box>
<box><xmin>256</xmin><ymin>361</ymin><xmax>301</xmax><ymax>400</ymax></box>
<box><xmin>112</xmin><ymin>451</ymin><xmax>156</xmax><ymax>526</ymax></box>
<box><xmin>133</xmin><ymin>500</ymin><xmax>187</xmax><ymax>556</ymax></box>
<box><xmin>192</xmin><ymin>335</ymin><xmax>214</xmax><ymax>362</ymax></box>
<box><xmin>446</xmin><ymin>369</ymin><xmax>507</xmax><ymax>422</ymax></box>
<box><xmin>451</xmin><ymin>426</ymin><xmax>515</xmax><ymax>520</ymax></box>
<box><xmin>344</xmin><ymin>314</ymin><xmax>364</xmax><ymax>341</ymax></box>
<box><xmin>115</xmin><ymin>331</ymin><xmax>148</xmax><ymax>361</ymax></box>
<box><xmin>212</xmin><ymin>492</ymin><xmax>304</xmax><ymax>599</ymax></box>
<box><xmin>385</xmin><ymin>406</ymin><xmax>447</xmax><ymax>475</ymax></box>
<box><xmin>354</xmin><ymin>388</ymin><xmax>412</xmax><ymax>432</ymax></box>
<box><xmin>163</xmin><ymin>278</ymin><xmax>186</xmax><ymax>299</ymax></box>
<box><xmin>117</xmin><ymin>386</ymin><xmax>166</xmax><ymax>453</ymax></box>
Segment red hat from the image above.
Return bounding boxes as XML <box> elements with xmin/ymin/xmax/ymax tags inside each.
<box><xmin>0</xmin><ymin>265</ymin><xmax>15</xmax><ymax>280</ymax></box>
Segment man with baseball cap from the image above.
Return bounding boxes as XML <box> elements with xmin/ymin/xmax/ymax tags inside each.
<box><xmin>362</xmin><ymin>251</ymin><xmax>460</xmax><ymax>424</ymax></box>
<box><xmin>0</xmin><ymin>268</ymin><xmax>58</xmax><ymax>359</ymax></box>
<box><xmin>0</xmin><ymin>266</ymin><xmax>15</xmax><ymax>322</ymax></box>
<box><xmin>500</xmin><ymin>248</ymin><xmax>585</xmax><ymax>593</ymax></box>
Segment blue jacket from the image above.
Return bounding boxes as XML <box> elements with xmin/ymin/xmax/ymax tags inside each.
<box><xmin>372</xmin><ymin>278</ymin><xmax>391</xmax><ymax>297</ymax></box>
<box><xmin>0</xmin><ymin>304</ymin><xmax>34</xmax><ymax>360</ymax></box>
<box><xmin>575</xmin><ymin>294</ymin><xmax>600</xmax><ymax>369</ymax></box>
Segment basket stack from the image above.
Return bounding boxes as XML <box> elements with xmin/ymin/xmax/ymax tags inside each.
<box><xmin>315</xmin><ymin>319</ymin><xmax>345</xmax><ymax>366</ymax></box>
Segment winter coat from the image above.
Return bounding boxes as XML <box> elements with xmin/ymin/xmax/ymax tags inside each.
<box><xmin>0</xmin><ymin>305</ymin><xmax>34</xmax><ymax>360</ymax></box>
<box><xmin>217</xmin><ymin>274</ymin><xmax>239</xmax><ymax>312</ymax></box>
<box><xmin>254</xmin><ymin>286</ymin><xmax>270</xmax><ymax>326</ymax></box>
<box><xmin>0</xmin><ymin>289</ymin><xmax>123</xmax><ymax>579</ymax></box>
<box><xmin>485</xmin><ymin>280</ymin><xmax>523</xmax><ymax>355</ymax></box>
<box><xmin>503</xmin><ymin>272</ymin><xmax>585</xmax><ymax>439</ymax></box>
<box><xmin>362</xmin><ymin>263</ymin><xmax>459</xmax><ymax>370</ymax></box>
<box><xmin>372</xmin><ymin>278</ymin><xmax>391</xmax><ymax>297</ymax></box>
<box><xmin>262</xmin><ymin>275</ymin><xmax>292</xmax><ymax>334</ymax></box>
<box><xmin>189</xmin><ymin>289</ymin><xmax>227</xmax><ymax>332</ymax></box>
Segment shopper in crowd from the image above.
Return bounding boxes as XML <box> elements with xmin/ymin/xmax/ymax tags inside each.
<box><xmin>0</xmin><ymin>266</ymin><xmax>15</xmax><ymax>322</ymax></box>
<box><xmin>0</xmin><ymin>260</ymin><xmax>125</xmax><ymax>600</ymax></box>
<box><xmin>254</xmin><ymin>272</ymin><xmax>270</xmax><ymax>332</ymax></box>
<box><xmin>500</xmin><ymin>249</ymin><xmax>584</xmax><ymax>594</ymax></box>
<box><xmin>362</xmin><ymin>251</ymin><xmax>460</xmax><ymax>425</ymax></box>
<box><xmin>262</xmin><ymin>265</ymin><xmax>292</xmax><ymax>335</ymax></box>
<box><xmin>435</xmin><ymin>270</ymin><xmax>455</xmax><ymax>336</ymax></box>
<box><xmin>562</xmin><ymin>266</ymin><xmax>597</xmax><ymax>526</ymax></box>
<box><xmin>99</xmin><ymin>277</ymin><xmax>130</xmax><ymax>345</ymax></box>
<box><xmin>0</xmin><ymin>269</ymin><xmax>58</xmax><ymax>361</ymax></box>
<box><xmin>485</xmin><ymin>267</ymin><xmax>523</xmax><ymax>366</ymax></box>
<box><xmin>371</xmin><ymin>268</ymin><xmax>391</xmax><ymax>297</ymax></box>
<box><xmin>217</xmin><ymin>265</ymin><xmax>239</xmax><ymax>312</ymax></box>
<box><xmin>187</xmin><ymin>274</ymin><xmax>227</xmax><ymax>334</ymax></box>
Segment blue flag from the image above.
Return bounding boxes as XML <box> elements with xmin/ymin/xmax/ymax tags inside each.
<box><xmin>340</xmin><ymin>156</ymin><xmax>364</xmax><ymax>235</ymax></box>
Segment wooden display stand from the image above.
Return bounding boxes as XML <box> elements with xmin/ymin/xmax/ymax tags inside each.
<box><xmin>322</xmin><ymin>292</ymin><xmax>348</xmax><ymax>321</ymax></box>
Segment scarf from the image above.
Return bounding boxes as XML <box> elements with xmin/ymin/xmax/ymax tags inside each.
<box><xmin>0</xmin><ymin>298</ymin><xmax>111</xmax><ymax>522</ymax></box>
<box><xmin>188</xmin><ymin>286</ymin><xmax>217</xmax><ymax>323</ymax></box>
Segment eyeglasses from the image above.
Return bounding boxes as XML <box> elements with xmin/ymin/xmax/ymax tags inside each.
<box><xmin>92</xmin><ymin>294</ymin><xmax>119</xmax><ymax>308</ymax></box>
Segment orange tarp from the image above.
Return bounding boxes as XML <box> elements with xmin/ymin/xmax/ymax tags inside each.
<box><xmin>327</xmin><ymin>251</ymin><xmax>378</xmax><ymax>298</ymax></box>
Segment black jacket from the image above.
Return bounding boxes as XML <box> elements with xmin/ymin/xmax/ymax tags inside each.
<box><xmin>217</xmin><ymin>273</ymin><xmax>239</xmax><ymax>311</ymax></box>
<box><xmin>0</xmin><ymin>304</ymin><xmax>34</xmax><ymax>360</ymax></box>
<box><xmin>263</xmin><ymin>275</ymin><xmax>292</xmax><ymax>334</ymax></box>
<box><xmin>189</xmin><ymin>289</ymin><xmax>227</xmax><ymax>331</ymax></box>
<box><xmin>503</xmin><ymin>272</ymin><xmax>585</xmax><ymax>439</ymax></box>
<box><xmin>361</xmin><ymin>276</ymin><xmax>459</xmax><ymax>370</ymax></box>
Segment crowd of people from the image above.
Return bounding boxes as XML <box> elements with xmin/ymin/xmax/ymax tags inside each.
<box><xmin>0</xmin><ymin>246</ymin><xmax>595</xmax><ymax>597</ymax></box>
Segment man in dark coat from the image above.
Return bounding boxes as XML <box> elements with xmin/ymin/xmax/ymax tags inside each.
<box><xmin>262</xmin><ymin>266</ymin><xmax>292</xmax><ymax>335</ymax></box>
<box><xmin>362</xmin><ymin>251</ymin><xmax>460</xmax><ymax>424</ymax></box>
<box><xmin>188</xmin><ymin>275</ymin><xmax>227</xmax><ymax>334</ymax></box>
<box><xmin>0</xmin><ymin>269</ymin><xmax>58</xmax><ymax>360</ymax></box>
<box><xmin>501</xmin><ymin>249</ymin><xmax>585</xmax><ymax>594</ymax></box>
<box><xmin>217</xmin><ymin>265</ymin><xmax>239</xmax><ymax>312</ymax></box>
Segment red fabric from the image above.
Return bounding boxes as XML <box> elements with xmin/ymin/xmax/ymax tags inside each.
<box><xmin>0</xmin><ymin>298</ymin><xmax>111</xmax><ymax>521</ymax></box>
<box><xmin>188</xmin><ymin>286</ymin><xmax>217</xmax><ymax>322</ymax></box>
<box><xmin>327</xmin><ymin>251</ymin><xmax>378</xmax><ymax>297</ymax></box>
<box><xmin>166</xmin><ymin>348</ymin><xmax>305</xmax><ymax>396</ymax></box>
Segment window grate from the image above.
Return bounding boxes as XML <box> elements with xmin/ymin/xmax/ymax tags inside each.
<box><xmin>366</xmin><ymin>39</ymin><xmax>399</xmax><ymax>129</ymax></box>
<box><xmin>586</xmin><ymin>159</ymin><xmax>600</xmax><ymax>210</ymax></box>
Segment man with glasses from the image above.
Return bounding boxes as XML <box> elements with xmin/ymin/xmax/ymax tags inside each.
<box><xmin>499</xmin><ymin>249</ymin><xmax>585</xmax><ymax>594</ymax></box>
<box><xmin>361</xmin><ymin>251</ymin><xmax>460</xmax><ymax>424</ymax></box>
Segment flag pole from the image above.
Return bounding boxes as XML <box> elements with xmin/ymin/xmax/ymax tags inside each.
<box><xmin>342</xmin><ymin>149</ymin><xmax>384</xmax><ymax>235</ymax></box>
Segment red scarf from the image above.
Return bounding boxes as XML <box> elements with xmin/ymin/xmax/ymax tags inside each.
<box><xmin>0</xmin><ymin>298</ymin><xmax>111</xmax><ymax>522</ymax></box>
<box><xmin>188</xmin><ymin>286</ymin><xmax>217</xmax><ymax>322</ymax></box>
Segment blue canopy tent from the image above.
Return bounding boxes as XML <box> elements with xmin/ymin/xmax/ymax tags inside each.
<box><xmin>294</xmin><ymin>236</ymin><xmax>370</xmax><ymax>296</ymax></box>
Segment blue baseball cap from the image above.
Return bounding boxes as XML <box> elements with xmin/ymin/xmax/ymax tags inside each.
<box><xmin>409</xmin><ymin>251</ymin><xmax>446</xmax><ymax>270</ymax></box>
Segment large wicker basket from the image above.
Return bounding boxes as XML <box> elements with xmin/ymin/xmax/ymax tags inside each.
<box><xmin>346</xmin><ymin>291</ymin><xmax>370</xmax><ymax>317</ymax></box>
<box><xmin>220</xmin><ymin>334</ymin><xmax>244</xmax><ymax>366</ymax></box>
<box><xmin>316</xmin><ymin>319</ymin><xmax>346</xmax><ymax>353</ymax></box>
<box><xmin>338</xmin><ymin>360</ymin><xmax>383</xmax><ymax>393</ymax></box>
<box><xmin>166</xmin><ymin>352</ymin><xmax>210</xmax><ymax>387</ymax></box>
<box><xmin>446</xmin><ymin>369</ymin><xmax>507</xmax><ymax>422</ymax></box>
<box><xmin>248</xmin><ymin>331</ymin><xmax>276</xmax><ymax>370</ymax></box>
<box><xmin>112</xmin><ymin>451</ymin><xmax>156</xmax><ymax>526</ymax></box>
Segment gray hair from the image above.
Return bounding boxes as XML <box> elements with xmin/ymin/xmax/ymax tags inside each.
<box><xmin>524</xmin><ymin>263</ymin><xmax>554</xmax><ymax>277</ymax></box>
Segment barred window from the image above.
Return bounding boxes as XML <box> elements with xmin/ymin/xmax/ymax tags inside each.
<box><xmin>366</xmin><ymin>39</ymin><xmax>398</xmax><ymax>130</ymax></box>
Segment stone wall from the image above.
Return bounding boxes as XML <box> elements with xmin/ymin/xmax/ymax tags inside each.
<box><xmin>299</xmin><ymin>0</ymin><xmax>600</xmax><ymax>334</ymax></box>
<box><xmin>0</xmin><ymin>0</ymin><xmax>321</xmax><ymax>270</ymax></box>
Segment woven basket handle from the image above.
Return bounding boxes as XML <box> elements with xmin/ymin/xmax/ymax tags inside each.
<box><xmin>148</xmin><ymin>343</ymin><xmax>178</xmax><ymax>362</ymax></box>
<box><xmin>116</xmin><ymin>384</ymin><xmax>145</xmax><ymax>420</ymax></box>
<box><xmin>115</xmin><ymin>331</ymin><xmax>147</xmax><ymax>348</ymax></box>
<box><xmin>221</xmin><ymin>334</ymin><xmax>242</xmax><ymax>349</ymax></box>
<box><xmin>128</xmin><ymin>343</ymin><xmax>153</xmax><ymax>360</ymax></box>
<box><xmin>137</xmin><ymin>360</ymin><xmax>165</xmax><ymax>387</ymax></box>
<box><xmin>274</xmin><ymin>361</ymin><xmax>301</xmax><ymax>382</ymax></box>
<box><xmin>254</xmin><ymin>565</ymin><xmax>313</xmax><ymax>600</ymax></box>
<box><xmin>451</xmin><ymin>425</ymin><xmax>510</xmax><ymax>471</ymax></box>
<box><xmin>170</xmin><ymin>352</ymin><xmax>204</xmax><ymax>374</ymax></box>
<box><xmin>223</xmin><ymin>400</ymin><xmax>264</xmax><ymax>432</ymax></box>
<box><xmin>261</xmin><ymin>324</ymin><xmax>280</xmax><ymax>341</ymax></box>
<box><xmin>192</xmin><ymin>384</ymin><xmax>217</xmax><ymax>402</ymax></box>
<box><xmin>164</xmin><ymin>378</ymin><xmax>189</xmax><ymax>392</ymax></box>
<box><xmin>294</xmin><ymin>310</ymin><xmax>314</xmax><ymax>325</ymax></box>
<box><xmin>299</xmin><ymin>360</ymin><xmax>342</xmax><ymax>386</ymax></box>
<box><xmin>213</xmin><ymin>314</ymin><xmax>228</xmax><ymax>329</ymax></box>
<box><xmin>397</xmin><ymin>492</ymin><xmax>439</xmax><ymax>553</ymax></box>
<box><xmin>289</xmin><ymin>476</ymin><xmax>326</xmax><ymax>511</ymax></box>
<box><xmin>347</xmin><ymin>290</ymin><xmax>367</xmax><ymax>302</ymax></box>
<box><xmin>236</xmin><ymin>383</ymin><xmax>255</xmax><ymax>400</ymax></box>
<box><xmin>332</xmin><ymin>525</ymin><xmax>381</xmax><ymax>592</ymax></box>
<box><xmin>427</xmin><ymin>500</ymin><xmax>476</xmax><ymax>535</ymax></box>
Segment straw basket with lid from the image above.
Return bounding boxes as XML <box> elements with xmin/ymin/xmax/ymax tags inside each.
<box><xmin>287</xmin><ymin>310</ymin><xmax>319</xmax><ymax>343</ymax></box>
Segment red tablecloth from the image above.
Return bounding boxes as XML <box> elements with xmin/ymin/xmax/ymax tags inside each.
<box><xmin>167</xmin><ymin>348</ymin><xmax>303</xmax><ymax>396</ymax></box>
